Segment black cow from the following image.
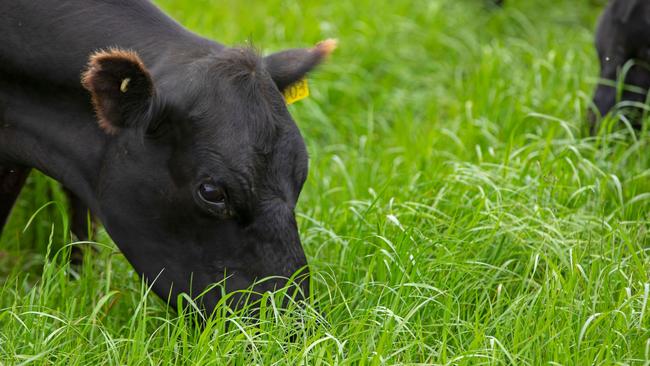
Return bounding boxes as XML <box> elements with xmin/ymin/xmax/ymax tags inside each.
<box><xmin>591</xmin><ymin>0</ymin><xmax>650</xmax><ymax>131</ymax></box>
<box><xmin>0</xmin><ymin>0</ymin><xmax>336</xmax><ymax>315</ymax></box>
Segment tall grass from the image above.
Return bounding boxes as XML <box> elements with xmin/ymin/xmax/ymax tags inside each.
<box><xmin>0</xmin><ymin>0</ymin><xmax>648</xmax><ymax>364</ymax></box>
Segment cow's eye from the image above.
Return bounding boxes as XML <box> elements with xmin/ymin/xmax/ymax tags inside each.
<box><xmin>198</xmin><ymin>183</ymin><xmax>227</xmax><ymax>206</ymax></box>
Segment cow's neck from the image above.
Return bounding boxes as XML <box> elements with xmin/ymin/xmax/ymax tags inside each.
<box><xmin>0</xmin><ymin>0</ymin><xmax>219</xmax><ymax>90</ymax></box>
<box><xmin>0</xmin><ymin>79</ymin><xmax>108</xmax><ymax>214</ymax></box>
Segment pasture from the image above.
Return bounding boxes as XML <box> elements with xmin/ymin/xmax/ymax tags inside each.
<box><xmin>1</xmin><ymin>0</ymin><xmax>649</xmax><ymax>364</ymax></box>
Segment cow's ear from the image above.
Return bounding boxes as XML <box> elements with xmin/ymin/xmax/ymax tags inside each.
<box><xmin>263</xmin><ymin>39</ymin><xmax>337</xmax><ymax>92</ymax></box>
<box><xmin>82</xmin><ymin>48</ymin><xmax>155</xmax><ymax>134</ymax></box>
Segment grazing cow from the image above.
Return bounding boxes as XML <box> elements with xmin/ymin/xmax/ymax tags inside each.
<box><xmin>591</xmin><ymin>0</ymin><xmax>650</xmax><ymax>131</ymax></box>
<box><xmin>0</xmin><ymin>0</ymin><xmax>336</xmax><ymax>315</ymax></box>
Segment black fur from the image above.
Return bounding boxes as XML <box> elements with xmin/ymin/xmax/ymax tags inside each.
<box><xmin>590</xmin><ymin>0</ymin><xmax>650</xmax><ymax>131</ymax></box>
<box><xmin>0</xmin><ymin>0</ymin><xmax>331</xmax><ymax>315</ymax></box>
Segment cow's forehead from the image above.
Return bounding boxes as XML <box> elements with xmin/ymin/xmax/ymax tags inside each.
<box><xmin>158</xmin><ymin>47</ymin><xmax>305</xmax><ymax>182</ymax></box>
<box><xmin>186</xmin><ymin>50</ymin><xmax>285</xmax><ymax>126</ymax></box>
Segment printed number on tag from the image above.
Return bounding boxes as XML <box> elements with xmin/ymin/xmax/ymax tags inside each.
<box><xmin>283</xmin><ymin>78</ymin><xmax>309</xmax><ymax>105</ymax></box>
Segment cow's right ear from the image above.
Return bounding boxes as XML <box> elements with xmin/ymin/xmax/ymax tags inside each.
<box><xmin>82</xmin><ymin>49</ymin><xmax>155</xmax><ymax>134</ymax></box>
<box><xmin>263</xmin><ymin>39</ymin><xmax>337</xmax><ymax>93</ymax></box>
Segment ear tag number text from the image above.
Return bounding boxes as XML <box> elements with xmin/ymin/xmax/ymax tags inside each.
<box><xmin>283</xmin><ymin>78</ymin><xmax>309</xmax><ymax>105</ymax></box>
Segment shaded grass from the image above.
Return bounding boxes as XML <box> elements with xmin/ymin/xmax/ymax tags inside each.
<box><xmin>1</xmin><ymin>0</ymin><xmax>649</xmax><ymax>364</ymax></box>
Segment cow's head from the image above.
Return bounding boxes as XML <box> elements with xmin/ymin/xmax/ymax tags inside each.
<box><xmin>81</xmin><ymin>40</ymin><xmax>336</xmax><ymax>315</ymax></box>
<box><xmin>590</xmin><ymin>0</ymin><xmax>650</xmax><ymax>131</ymax></box>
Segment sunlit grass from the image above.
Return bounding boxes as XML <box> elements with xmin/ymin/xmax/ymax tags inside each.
<box><xmin>1</xmin><ymin>0</ymin><xmax>648</xmax><ymax>364</ymax></box>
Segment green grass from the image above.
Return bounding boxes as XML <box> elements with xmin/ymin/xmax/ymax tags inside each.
<box><xmin>1</xmin><ymin>0</ymin><xmax>649</xmax><ymax>364</ymax></box>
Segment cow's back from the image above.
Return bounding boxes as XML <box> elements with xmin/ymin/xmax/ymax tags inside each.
<box><xmin>0</xmin><ymin>0</ymin><xmax>214</xmax><ymax>87</ymax></box>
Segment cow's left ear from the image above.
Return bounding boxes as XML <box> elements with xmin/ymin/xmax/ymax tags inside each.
<box><xmin>263</xmin><ymin>39</ymin><xmax>337</xmax><ymax>92</ymax></box>
<box><xmin>82</xmin><ymin>48</ymin><xmax>155</xmax><ymax>134</ymax></box>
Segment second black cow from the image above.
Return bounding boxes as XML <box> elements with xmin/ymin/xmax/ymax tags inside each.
<box><xmin>0</xmin><ymin>0</ymin><xmax>336</xmax><ymax>315</ymax></box>
<box><xmin>591</xmin><ymin>0</ymin><xmax>650</xmax><ymax>131</ymax></box>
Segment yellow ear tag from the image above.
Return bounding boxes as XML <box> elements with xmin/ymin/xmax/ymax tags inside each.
<box><xmin>283</xmin><ymin>78</ymin><xmax>309</xmax><ymax>105</ymax></box>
